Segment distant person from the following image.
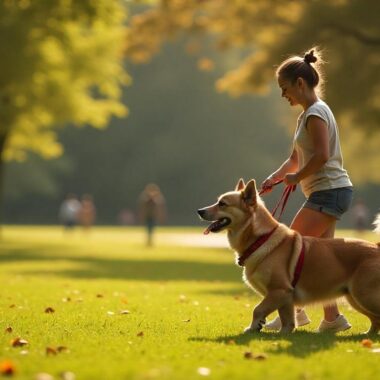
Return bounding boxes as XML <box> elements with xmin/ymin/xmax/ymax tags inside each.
<box><xmin>351</xmin><ymin>198</ymin><xmax>370</xmax><ymax>232</ymax></box>
<box><xmin>59</xmin><ymin>193</ymin><xmax>82</xmax><ymax>229</ymax></box>
<box><xmin>79</xmin><ymin>194</ymin><xmax>96</xmax><ymax>230</ymax></box>
<box><xmin>138</xmin><ymin>183</ymin><xmax>166</xmax><ymax>246</ymax></box>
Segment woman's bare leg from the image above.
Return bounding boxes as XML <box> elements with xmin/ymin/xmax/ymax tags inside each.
<box><xmin>291</xmin><ymin>208</ymin><xmax>340</xmax><ymax>322</ymax></box>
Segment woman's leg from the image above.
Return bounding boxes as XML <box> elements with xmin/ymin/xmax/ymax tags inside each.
<box><xmin>291</xmin><ymin>208</ymin><xmax>342</xmax><ymax>322</ymax></box>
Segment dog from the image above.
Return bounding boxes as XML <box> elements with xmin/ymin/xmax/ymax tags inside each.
<box><xmin>198</xmin><ymin>178</ymin><xmax>380</xmax><ymax>334</ymax></box>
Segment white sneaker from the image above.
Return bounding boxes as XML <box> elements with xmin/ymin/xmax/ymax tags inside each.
<box><xmin>317</xmin><ymin>314</ymin><xmax>351</xmax><ymax>333</ymax></box>
<box><xmin>264</xmin><ymin>309</ymin><xmax>311</xmax><ymax>331</ymax></box>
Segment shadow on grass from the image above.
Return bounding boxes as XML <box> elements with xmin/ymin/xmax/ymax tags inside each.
<box><xmin>0</xmin><ymin>246</ymin><xmax>241</xmax><ymax>283</ymax></box>
<box><xmin>190</xmin><ymin>330</ymin><xmax>372</xmax><ymax>358</ymax></box>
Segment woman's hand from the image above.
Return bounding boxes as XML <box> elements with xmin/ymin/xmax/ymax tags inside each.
<box><xmin>284</xmin><ymin>173</ymin><xmax>300</xmax><ymax>186</ymax></box>
<box><xmin>261</xmin><ymin>174</ymin><xmax>282</xmax><ymax>193</ymax></box>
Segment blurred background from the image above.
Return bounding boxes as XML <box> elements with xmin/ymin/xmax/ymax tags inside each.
<box><xmin>1</xmin><ymin>0</ymin><xmax>379</xmax><ymax>228</ymax></box>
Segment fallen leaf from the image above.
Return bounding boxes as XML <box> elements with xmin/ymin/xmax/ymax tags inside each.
<box><xmin>119</xmin><ymin>310</ymin><xmax>130</xmax><ymax>315</ymax></box>
<box><xmin>57</xmin><ymin>346</ymin><xmax>69</xmax><ymax>353</ymax></box>
<box><xmin>0</xmin><ymin>360</ymin><xmax>15</xmax><ymax>376</ymax></box>
<box><xmin>96</xmin><ymin>294</ymin><xmax>104</xmax><ymax>298</ymax></box>
<box><xmin>11</xmin><ymin>337</ymin><xmax>28</xmax><ymax>347</ymax></box>
<box><xmin>62</xmin><ymin>297</ymin><xmax>71</xmax><ymax>302</ymax></box>
<box><xmin>45</xmin><ymin>307</ymin><xmax>55</xmax><ymax>314</ymax></box>
<box><xmin>46</xmin><ymin>347</ymin><xmax>57</xmax><ymax>356</ymax></box>
<box><xmin>244</xmin><ymin>351</ymin><xmax>253</xmax><ymax>359</ymax></box>
<box><xmin>9</xmin><ymin>304</ymin><xmax>16</xmax><ymax>309</ymax></box>
<box><xmin>253</xmin><ymin>353</ymin><xmax>268</xmax><ymax>361</ymax></box>
<box><xmin>197</xmin><ymin>367</ymin><xmax>211</xmax><ymax>376</ymax></box>
<box><xmin>361</xmin><ymin>339</ymin><xmax>373</xmax><ymax>348</ymax></box>
<box><xmin>182</xmin><ymin>319</ymin><xmax>191</xmax><ymax>323</ymax></box>
<box><xmin>137</xmin><ymin>331</ymin><xmax>144</xmax><ymax>337</ymax></box>
<box><xmin>4</xmin><ymin>327</ymin><xmax>13</xmax><ymax>333</ymax></box>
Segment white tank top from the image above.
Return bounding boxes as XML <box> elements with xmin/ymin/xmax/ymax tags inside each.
<box><xmin>294</xmin><ymin>99</ymin><xmax>352</xmax><ymax>197</ymax></box>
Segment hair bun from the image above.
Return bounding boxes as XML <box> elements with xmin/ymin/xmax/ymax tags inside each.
<box><xmin>304</xmin><ymin>50</ymin><xmax>317</xmax><ymax>64</ymax></box>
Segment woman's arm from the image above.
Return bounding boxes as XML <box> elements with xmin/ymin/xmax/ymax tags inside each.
<box><xmin>284</xmin><ymin>115</ymin><xmax>329</xmax><ymax>185</ymax></box>
<box><xmin>261</xmin><ymin>148</ymin><xmax>298</xmax><ymax>189</ymax></box>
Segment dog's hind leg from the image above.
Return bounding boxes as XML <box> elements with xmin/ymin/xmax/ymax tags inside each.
<box><xmin>346</xmin><ymin>294</ymin><xmax>380</xmax><ymax>335</ymax></box>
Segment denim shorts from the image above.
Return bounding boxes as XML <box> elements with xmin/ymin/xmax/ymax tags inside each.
<box><xmin>303</xmin><ymin>187</ymin><xmax>353</xmax><ymax>220</ymax></box>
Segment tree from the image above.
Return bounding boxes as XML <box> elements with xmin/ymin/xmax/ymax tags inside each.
<box><xmin>125</xmin><ymin>0</ymin><xmax>380</xmax><ymax>182</ymax></box>
<box><xmin>0</xmin><ymin>1</ymin><xmax>129</xmax><ymax>215</ymax></box>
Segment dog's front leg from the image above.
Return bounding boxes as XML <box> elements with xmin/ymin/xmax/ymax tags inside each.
<box><xmin>278</xmin><ymin>302</ymin><xmax>295</xmax><ymax>334</ymax></box>
<box><xmin>244</xmin><ymin>289</ymin><xmax>293</xmax><ymax>334</ymax></box>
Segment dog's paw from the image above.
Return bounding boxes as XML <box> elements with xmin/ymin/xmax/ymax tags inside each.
<box><xmin>243</xmin><ymin>326</ymin><xmax>261</xmax><ymax>334</ymax></box>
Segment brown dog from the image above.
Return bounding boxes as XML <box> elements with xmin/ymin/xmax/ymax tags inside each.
<box><xmin>198</xmin><ymin>178</ymin><xmax>380</xmax><ymax>334</ymax></box>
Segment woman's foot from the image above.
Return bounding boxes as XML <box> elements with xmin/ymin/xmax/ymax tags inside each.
<box><xmin>264</xmin><ymin>309</ymin><xmax>311</xmax><ymax>331</ymax></box>
<box><xmin>317</xmin><ymin>314</ymin><xmax>351</xmax><ymax>333</ymax></box>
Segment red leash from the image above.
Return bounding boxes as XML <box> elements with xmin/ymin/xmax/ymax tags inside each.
<box><xmin>259</xmin><ymin>180</ymin><xmax>296</xmax><ymax>221</ymax></box>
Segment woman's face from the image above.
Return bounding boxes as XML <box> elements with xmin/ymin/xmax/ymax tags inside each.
<box><xmin>277</xmin><ymin>76</ymin><xmax>302</xmax><ymax>106</ymax></box>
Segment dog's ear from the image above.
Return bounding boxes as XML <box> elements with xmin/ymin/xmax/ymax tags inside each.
<box><xmin>235</xmin><ymin>178</ymin><xmax>245</xmax><ymax>191</ymax></box>
<box><xmin>242</xmin><ymin>179</ymin><xmax>257</xmax><ymax>206</ymax></box>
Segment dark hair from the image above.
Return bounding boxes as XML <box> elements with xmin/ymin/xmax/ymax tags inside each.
<box><xmin>276</xmin><ymin>48</ymin><xmax>324</xmax><ymax>92</ymax></box>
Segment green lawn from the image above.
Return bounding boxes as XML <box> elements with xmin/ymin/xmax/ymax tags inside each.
<box><xmin>1</xmin><ymin>226</ymin><xmax>379</xmax><ymax>380</ymax></box>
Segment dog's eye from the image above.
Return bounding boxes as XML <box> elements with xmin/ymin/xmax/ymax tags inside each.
<box><xmin>218</xmin><ymin>200</ymin><xmax>228</xmax><ymax>207</ymax></box>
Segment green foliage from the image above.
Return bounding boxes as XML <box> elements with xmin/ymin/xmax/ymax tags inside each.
<box><xmin>1</xmin><ymin>226</ymin><xmax>380</xmax><ymax>379</ymax></box>
<box><xmin>0</xmin><ymin>0</ymin><xmax>129</xmax><ymax>160</ymax></box>
<box><xmin>125</xmin><ymin>0</ymin><xmax>380</xmax><ymax>182</ymax></box>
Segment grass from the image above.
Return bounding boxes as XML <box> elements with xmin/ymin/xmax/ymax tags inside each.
<box><xmin>0</xmin><ymin>226</ymin><xmax>380</xmax><ymax>380</ymax></box>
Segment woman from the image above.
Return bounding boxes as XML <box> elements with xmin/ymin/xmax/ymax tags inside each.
<box><xmin>262</xmin><ymin>48</ymin><xmax>353</xmax><ymax>332</ymax></box>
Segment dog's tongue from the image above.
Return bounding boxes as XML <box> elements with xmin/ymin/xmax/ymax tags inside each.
<box><xmin>203</xmin><ymin>220</ymin><xmax>222</xmax><ymax>235</ymax></box>
<box><xmin>203</xmin><ymin>226</ymin><xmax>211</xmax><ymax>235</ymax></box>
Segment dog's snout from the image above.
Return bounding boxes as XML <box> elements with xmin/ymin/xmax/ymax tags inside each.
<box><xmin>197</xmin><ymin>208</ymin><xmax>206</xmax><ymax>218</ymax></box>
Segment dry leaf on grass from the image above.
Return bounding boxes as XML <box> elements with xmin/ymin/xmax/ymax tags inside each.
<box><xmin>0</xmin><ymin>360</ymin><xmax>15</xmax><ymax>376</ymax></box>
<box><xmin>11</xmin><ymin>337</ymin><xmax>28</xmax><ymax>347</ymax></box>
<box><xmin>137</xmin><ymin>331</ymin><xmax>144</xmax><ymax>337</ymax></box>
<box><xmin>182</xmin><ymin>319</ymin><xmax>191</xmax><ymax>323</ymax></box>
<box><xmin>243</xmin><ymin>351</ymin><xmax>268</xmax><ymax>360</ymax></box>
<box><xmin>119</xmin><ymin>310</ymin><xmax>130</xmax><ymax>315</ymax></box>
<box><xmin>46</xmin><ymin>347</ymin><xmax>57</xmax><ymax>356</ymax></box>
<box><xmin>361</xmin><ymin>339</ymin><xmax>373</xmax><ymax>348</ymax></box>
<box><xmin>4</xmin><ymin>327</ymin><xmax>13</xmax><ymax>333</ymax></box>
<box><xmin>45</xmin><ymin>307</ymin><xmax>55</xmax><ymax>314</ymax></box>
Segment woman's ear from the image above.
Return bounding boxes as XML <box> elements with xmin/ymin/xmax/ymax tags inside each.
<box><xmin>296</xmin><ymin>77</ymin><xmax>305</xmax><ymax>89</ymax></box>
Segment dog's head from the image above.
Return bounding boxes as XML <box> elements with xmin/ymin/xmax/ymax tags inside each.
<box><xmin>197</xmin><ymin>178</ymin><xmax>258</xmax><ymax>234</ymax></box>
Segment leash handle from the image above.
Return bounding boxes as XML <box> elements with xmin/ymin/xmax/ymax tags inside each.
<box><xmin>258</xmin><ymin>179</ymin><xmax>284</xmax><ymax>195</ymax></box>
